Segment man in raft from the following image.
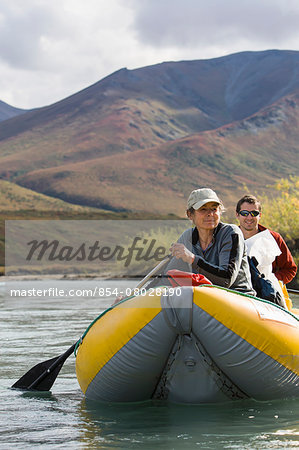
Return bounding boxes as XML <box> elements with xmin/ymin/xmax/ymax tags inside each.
<box><xmin>235</xmin><ymin>194</ymin><xmax>297</xmax><ymax>308</ymax></box>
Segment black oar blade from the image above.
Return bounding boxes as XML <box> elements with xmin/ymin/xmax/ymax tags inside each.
<box><xmin>12</xmin><ymin>343</ymin><xmax>76</xmax><ymax>391</ymax></box>
<box><xmin>12</xmin><ymin>356</ymin><xmax>64</xmax><ymax>391</ymax></box>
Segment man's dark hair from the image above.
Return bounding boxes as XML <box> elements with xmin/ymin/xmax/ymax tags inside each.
<box><xmin>236</xmin><ymin>195</ymin><xmax>262</xmax><ymax>213</ymax></box>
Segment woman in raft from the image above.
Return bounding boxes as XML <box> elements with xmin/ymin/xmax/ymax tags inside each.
<box><xmin>169</xmin><ymin>188</ymin><xmax>255</xmax><ymax>294</ymax></box>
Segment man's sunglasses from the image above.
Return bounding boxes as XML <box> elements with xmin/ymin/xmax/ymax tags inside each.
<box><xmin>239</xmin><ymin>210</ymin><xmax>260</xmax><ymax>217</ymax></box>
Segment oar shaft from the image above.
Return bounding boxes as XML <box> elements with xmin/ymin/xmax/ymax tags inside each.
<box><xmin>135</xmin><ymin>254</ymin><xmax>172</xmax><ymax>289</ymax></box>
<box><xmin>288</xmin><ymin>288</ymin><xmax>299</xmax><ymax>295</ymax></box>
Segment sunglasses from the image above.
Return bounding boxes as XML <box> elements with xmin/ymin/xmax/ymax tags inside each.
<box><xmin>239</xmin><ymin>210</ymin><xmax>260</xmax><ymax>217</ymax></box>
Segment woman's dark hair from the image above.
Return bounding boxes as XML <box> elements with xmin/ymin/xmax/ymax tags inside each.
<box><xmin>236</xmin><ymin>195</ymin><xmax>261</xmax><ymax>213</ymax></box>
<box><xmin>187</xmin><ymin>206</ymin><xmax>195</xmax><ymax>215</ymax></box>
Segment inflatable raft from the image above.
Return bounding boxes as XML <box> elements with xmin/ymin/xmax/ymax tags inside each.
<box><xmin>75</xmin><ymin>285</ymin><xmax>299</xmax><ymax>403</ymax></box>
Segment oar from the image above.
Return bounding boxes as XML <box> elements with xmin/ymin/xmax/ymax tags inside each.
<box><xmin>11</xmin><ymin>254</ymin><xmax>172</xmax><ymax>392</ymax></box>
<box><xmin>288</xmin><ymin>288</ymin><xmax>299</xmax><ymax>295</ymax></box>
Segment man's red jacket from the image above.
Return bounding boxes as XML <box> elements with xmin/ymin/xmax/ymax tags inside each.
<box><xmin>258</xmin><ymin>224</ymin><xmax>297</xmax><ymax>284</ymax></box>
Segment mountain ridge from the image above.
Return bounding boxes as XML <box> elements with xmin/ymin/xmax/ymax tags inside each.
<box><xmin>0</xmin><ymin>100</ymin><xmax>28</xmax><ymax>122</ymax></box>
<box><xmin>0</xmin><ymin>49</ymin><xmax>298</xmax><ymax>215</ymax></box>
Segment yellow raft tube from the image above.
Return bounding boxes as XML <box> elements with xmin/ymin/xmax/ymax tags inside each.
<box><xmin>76</xmin><ymin>285</ymin><xmax>299</xmax><ymax>403</ymax></box>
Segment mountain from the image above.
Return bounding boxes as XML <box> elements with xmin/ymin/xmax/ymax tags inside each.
<box><xmin>0</xmin><ymin>49</ymin><xmax>298</xmax><ymax>215</ymax></box>
<box><xmin>0</xmin><ymin>100</ymin><xmax>28</xmax><ymax>122</ymax></box>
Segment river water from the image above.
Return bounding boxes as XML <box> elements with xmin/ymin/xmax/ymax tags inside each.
<box><xmin>1</xmin><ymin>279</ymin><xmax>298</xmax><ymax>449</ymax></box>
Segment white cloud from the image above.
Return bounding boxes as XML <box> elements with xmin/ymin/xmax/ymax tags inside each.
<box><xmin>0</xmin><ymin>1</ymin><xmax>70</xmax><ymax>69</ymax></box>
<box><xmin>0</xmin><ymin>0</ymin><xmax>298</xmax><ymax>109</ymax></box>
<box><xmin>126</xmin><ymin>0</ymin><xmax>299</xmax><ymax>47</ymax></box>
<box><xmin>0</xmin><ymin>0</ymin><xmax>137</xmax><ymax>107</ymax></box>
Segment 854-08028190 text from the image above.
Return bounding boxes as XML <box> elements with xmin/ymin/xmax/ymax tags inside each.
<box><xmin>9</xmin><ymin>286</ymin><xmax>182</xmax><ymax>298</ymax></box>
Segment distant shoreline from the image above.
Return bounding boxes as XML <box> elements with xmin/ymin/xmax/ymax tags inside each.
<box><xmin>0</xmin><ymin>273</ymin><xmax>143</xmax><ymax>282</ymax></box>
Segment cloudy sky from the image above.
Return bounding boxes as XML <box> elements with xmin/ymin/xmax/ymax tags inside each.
<box><xmin>1</xmin><ymin>0</ymin><xmax>299</xmax><ymax>109</ymax></box>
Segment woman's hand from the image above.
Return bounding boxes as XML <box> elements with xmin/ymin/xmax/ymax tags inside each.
<box><xmin>112</xmin><ymin>295</ymin><xmax>125</xmax><ymax>306</ymax></box>
<box><xmin>170</xmin><ymin>243</ymin><xmax>195</xmax><ymax>264</ymax></box>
